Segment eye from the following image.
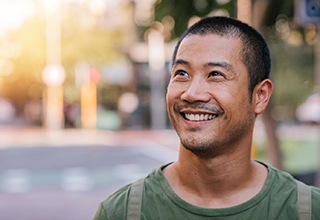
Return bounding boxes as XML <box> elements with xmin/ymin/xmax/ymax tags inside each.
<box><xmin>174</xmin><ymin>70</ymin><xmax>189</xmax><ymax>78</ymax></box>
<box><xmin>208</xmin><ymin>71</ymin><xmax>224</xmax><ymax>78</ymax></box>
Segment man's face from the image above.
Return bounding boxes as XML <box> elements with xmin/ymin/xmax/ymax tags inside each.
<box><xmin>166</xmin><ymin>34</ymin><xmax>257</xmax><ymax>157</ymax></box>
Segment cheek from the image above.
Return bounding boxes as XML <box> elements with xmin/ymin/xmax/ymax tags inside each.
<box><xmin>166</xmin><ymin>85</ymin><xmax>176</xmax><ymax>112</ymax></box>
<box><xmin>218</xmin><ymin>87</ymin><xmax>251</xmax><ymax>114</ymax></box>
<box><xmin>166</xmin><ymin>82</ymin><xmax>182</xmax><ymax>102</ymax></box>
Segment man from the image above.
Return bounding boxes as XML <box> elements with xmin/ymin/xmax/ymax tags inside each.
<box><xmin>94</xmin><ymin>16</ymin><xmax>320</xmax><ymax>219</ymax></box>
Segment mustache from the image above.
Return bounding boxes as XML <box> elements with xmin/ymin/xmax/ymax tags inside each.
<box><xmin>174</xmin><ymin>102</ymin><xmax>224</xmax><ymax>114</ymax></box>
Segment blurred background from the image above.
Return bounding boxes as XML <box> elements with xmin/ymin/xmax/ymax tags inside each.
<box><xmin>0</xmin><ymin>0</ymin><xmax>319</xmax><ymax>219</ymax></box>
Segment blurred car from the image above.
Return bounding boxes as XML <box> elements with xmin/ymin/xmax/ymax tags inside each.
<box><xmin>296</xmin><ymin>93</ymin><xmax>320</xmax><ymax>124</ymax></box>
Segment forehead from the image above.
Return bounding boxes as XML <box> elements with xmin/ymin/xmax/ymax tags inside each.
<box><xmin>175</xmin><ymin>34</ymin><xmax>244</xmax><ymax>67</ymax></box>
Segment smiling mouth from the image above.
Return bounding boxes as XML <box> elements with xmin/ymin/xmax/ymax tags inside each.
<box><xmin>183</xmin><ymin>113</ymin><xmax>218</xmax><ymax>121</ymax></box>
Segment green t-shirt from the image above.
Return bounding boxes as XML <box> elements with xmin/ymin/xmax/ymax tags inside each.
<box><xmin>93</xmin><ymin>162</ymin><xmax>320</xmax><ymax>220</ymax></box>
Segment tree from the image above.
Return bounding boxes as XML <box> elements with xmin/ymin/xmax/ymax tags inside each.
<box><xmin>154</xmin><ymin>0</ymin><xmax>235</xmax><ymax>39</ymax></box>
<box><xmin>1</xmin><ymin>3</ymin><xmax>126</xmax><ymax>116</ymax></box>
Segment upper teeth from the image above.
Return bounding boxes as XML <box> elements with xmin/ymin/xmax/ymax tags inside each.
<box><xmin>185</xmin><ymin>113</ymin><xmax>216</xmax><ymax>121</ymax></box>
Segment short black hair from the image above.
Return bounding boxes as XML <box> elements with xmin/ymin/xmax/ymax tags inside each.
<box><xmin>172</xmin><ymin>16</ymin><xmax>271</xmax><ymax>95</ymax></box>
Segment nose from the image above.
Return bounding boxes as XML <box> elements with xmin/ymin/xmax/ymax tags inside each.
<box><xmin>180</xmin><ymin>78</ymin><xmax>210</xmax><ymax>103</ymax></box>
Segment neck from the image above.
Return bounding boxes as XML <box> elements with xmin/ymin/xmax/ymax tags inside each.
<box><xmin>163</xmin><ymin>145</ymin><xmax>268</xmax><ymax>208</ymax></box>
<box><xmin>177</xmin><ymin>145</ymin><xmax>254</xmax><ymax>191</ymax></box>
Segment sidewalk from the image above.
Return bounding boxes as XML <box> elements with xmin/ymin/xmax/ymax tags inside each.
<box><xmin>0</xmin><ymin>127</ymin><xmax>180</xmax><ymax>150</ymax></box>
<box><xmin>0</xmin><ymin>123</ymin><xmax>318</xmax><ymax>148</ymax></box>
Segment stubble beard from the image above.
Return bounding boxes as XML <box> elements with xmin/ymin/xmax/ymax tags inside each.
<box><xmin>177</xmin><ymin>112</ymin><xmax>254</xmax><ymax>159</ymax></box>
<box><xmin>179</xmin><ymin>131</ymin><xmax>224</xmax><ymax>159</ymax></box>
<box><xmin>182</xmin><ymin>140</ymin><xmax>219</xmax><ymax>159</ymax></box>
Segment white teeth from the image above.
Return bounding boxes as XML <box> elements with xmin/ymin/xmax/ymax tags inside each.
<box><xmin>185</xmin><ymin>113</ymin><xmax>216</xmax><ymax>121</ymax></box>
<box><xmin>189</xmin><ymin>114</ymin><xmax>195</xmax><ymax>120</ymax></box>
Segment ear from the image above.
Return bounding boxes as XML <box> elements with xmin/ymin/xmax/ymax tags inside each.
<box><xmin>253</xmin><ymin>79</ymin><xmax>273</xmax><ymax>116</ymax></box>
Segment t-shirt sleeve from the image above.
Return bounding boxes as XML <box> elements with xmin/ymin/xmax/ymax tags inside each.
<box><xmin>93</xmin><ymin>203</ymin><xmax>108</xmax><ymax>220</ymax></box>
<box><xmin>312</xmin><ymin>187</ymin><xmax>320</xmax><ymax>219</ymax></box>
<box><xmin>92</xmin><ymin>184</ymin><xmax>131</xmax><ymax>220</ymax></box>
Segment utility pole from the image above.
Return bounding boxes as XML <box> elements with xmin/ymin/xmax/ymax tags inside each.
<box><xmin>237</xmin><ymin>0</ymin><xmax>252</xmax><ymax>24</ymax></box>
<box><xmin>42</xmin><ymin>0</ymin><xmax>65</xmax><ymax>130</ymax></box>
<box><xmin>148</xmin><ymin>29</ymin><xmax>167</xmax><ymax>130</ymax></box>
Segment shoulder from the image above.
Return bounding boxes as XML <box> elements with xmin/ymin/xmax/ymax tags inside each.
<box><xmin>261</xmin><ymin>161</ymin><xmax>297</xmax><ymax>187</ymax></box>
<box><xmin>266</xmin><ymin>162</ymin><xmax>320</xmax><ymax>196</ymax></box>
<box><xmin>259</xmin><ymin>162</ymin><xmax>303</xmax><ymax>201</ymax></box>
<box><xmin>262</xmin><ymin>161</ymin><xmax>320</xmax><ymax>216</ymax></box>
<box><xmin>94</xmin><ymin>183</ymin><xmax>131</xmax><ymax>220</ymax></box>
<box><xmin>93</xmin><ymin>164</ymin><xmax>168</xmax><ymax>219</ymax></box>
<box><xmin>311</xmin><ymin>185</ymin><xmax>320</xmax><ymax>197</ymax></box>
<box><xmin>311</xmin><ymin>185</ymin><xmax>320</xmax><ymax>215</ymax></box>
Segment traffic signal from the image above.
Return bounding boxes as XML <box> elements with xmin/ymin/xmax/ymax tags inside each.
<box><xmin>295</xmin><ymin>0</ymin><xmax>320</xmax><ymax>25</ymax></box>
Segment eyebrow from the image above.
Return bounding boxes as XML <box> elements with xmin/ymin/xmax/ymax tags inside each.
<box><xmin>173</xmin><ymin>59</ymin><xmax>190</xmax><ymax>67</ymax></box>
<box><xmin>205</xmin><ymin>61</ymin><xmax>235</xmax><ymax>73</ymax></box>
<box><xmin>173</xmin><ymin>59</ymin><xmax>235</xmax><ymax>73</ymax></box>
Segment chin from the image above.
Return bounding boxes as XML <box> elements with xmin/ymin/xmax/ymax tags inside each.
<box><xmin>180</xmin><ymin>137</ymin><xmax>220</xmax><ymax>157</ymax></box>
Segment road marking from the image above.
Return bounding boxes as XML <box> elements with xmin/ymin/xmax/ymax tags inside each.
<box><xmin>61</xmin><ymin>167</ymin><xmax>93</xmax><ymax>192</ymax></box>
<box><xmin>0</xmin><ymin>144</ymin><xmax>179</xmax><ymax>193</ymax></box>
<box><xmin>1</xmin><ymin>169</ymin><xmax>30</xmax><ymax>193</ymax></box>
<box><xmin>113</xmin><ymin>164</ymin><xmax>147</xmax><ymax>182</ymax></box>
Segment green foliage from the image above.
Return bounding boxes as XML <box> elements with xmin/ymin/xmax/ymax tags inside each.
<box><xmin>61</xmin><ymin>15</ymin><xmax>123</xmax><ymax>86</ymax></box>
<box><xmin>62</xmin><ymin>17</ymin><xmax>122</xmax><ymax>68</ymax></box>
<box><xmin>263</xmin><ymin>0</ymin><xmax>294</xmax><ymax>26</ymax></box>
<box><xmin>2</xmin><ymin>10</ymin><xmax>124</xmax><ymax>113</ymax></box>
<box><xmin>154</xmin><ymin>0</ymin><xmax>235</xmax><ymax>39</ymax></box>
<box><xmin>267</xmin><ymin>37</ymin><xmax>315</xmax><ymax>120</ymax></box>
<box><xmin>3</xmin><ymin>17</ymin><xmax>46</xmax><ymax>112</ymax></box>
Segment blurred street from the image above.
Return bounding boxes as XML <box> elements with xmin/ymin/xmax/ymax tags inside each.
<box><xmin>0</xmin><ymin>128</ymin><xmax>179</xmax><ymax>220</ymax></box>
<box><xmin>0</xmin><ymin>124</ymin><xmax>319</xmax><ymax>220</ymax></box>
